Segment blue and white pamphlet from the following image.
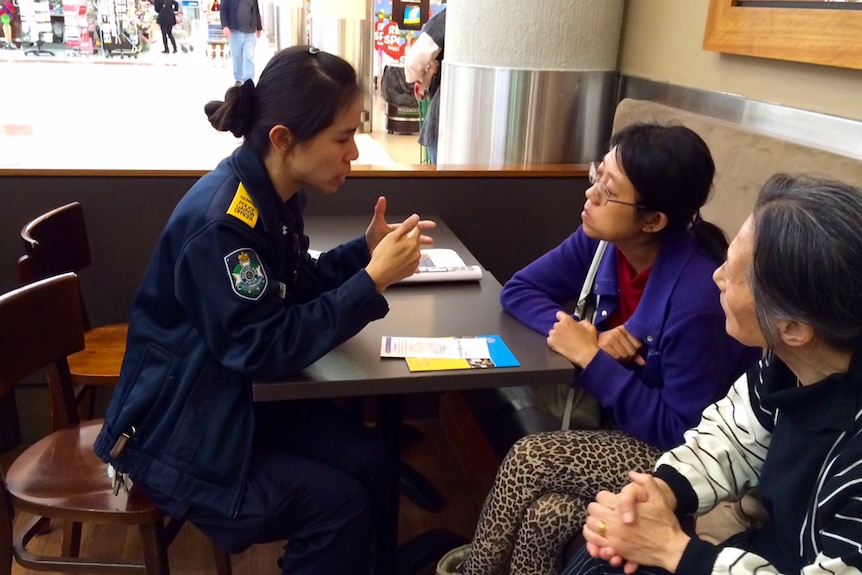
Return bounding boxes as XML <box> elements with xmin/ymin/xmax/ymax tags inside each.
<box><xmin>380</xmin><ymin>334</ymin><xmax>520</xmax><ymax>372</ymax></box>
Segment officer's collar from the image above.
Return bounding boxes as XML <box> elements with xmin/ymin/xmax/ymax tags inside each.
<box><xmin>229</xmin><ymin>146</ymin><xmax>307</xmax><ymax>235</ymax></box>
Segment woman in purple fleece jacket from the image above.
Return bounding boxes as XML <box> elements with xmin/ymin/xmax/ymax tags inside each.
<box><xmin>449</xmin><ymin>124</ymin><xmax>761</xmax><ymax>575</ymax></box>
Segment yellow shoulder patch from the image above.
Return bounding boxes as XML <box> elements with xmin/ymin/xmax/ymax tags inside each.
<box><xmin>226</xmin><ymin>183</ymin><xmax>259</xmax><ymax>228</ymax></box>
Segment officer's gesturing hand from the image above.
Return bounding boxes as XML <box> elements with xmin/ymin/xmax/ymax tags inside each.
<box><xmin>365</xmin><ymin>195</ymin><xmax>435</xmax><ymax>254</ymax></box>
<box><xmin>365</xmin><ymin>214</ymin><xmax>428</xmax><ymax>292</ymax></box>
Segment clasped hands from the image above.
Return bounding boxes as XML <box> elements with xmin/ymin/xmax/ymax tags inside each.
<box><xmin>364</xmin><ymin>196</ymin><xmax>436</xmax><ymax>292</ymax></box>
<box><xmin>582</xmin><ymin>471</ymin><xmax>690</xmax><ymax>574</ymax></box>
<box><xmin>548</xmin><ymin>311</ymin><xmax>645</xmax><ymax>369</ymax></box>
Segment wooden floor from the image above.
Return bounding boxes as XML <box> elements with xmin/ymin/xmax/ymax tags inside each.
<box><xmin>8</xmin><ymin>419</ymin><xmax>483</xmax><ymax>575</ymax></box>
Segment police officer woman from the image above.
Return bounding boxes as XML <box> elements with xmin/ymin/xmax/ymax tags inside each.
<box><xmin>95</xmin><ymin>46</ymin><xmax>435</xmax><ymax>574</ymax></box>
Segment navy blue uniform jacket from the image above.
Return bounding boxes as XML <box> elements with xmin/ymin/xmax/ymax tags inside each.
<box><xmin>94</xmin><ymin>146</ymin><xmax>388</xmax><ymax>518</ymax></box>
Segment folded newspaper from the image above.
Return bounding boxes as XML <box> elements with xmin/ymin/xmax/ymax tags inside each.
<box><xmin>398</xmin><ymin>248</ymin><xmax>483</xmax><ymax>284</ymax></box>
<box><xmin>308</xmin><ymin>247</ymin><xmax>482</xmax><ymax>284</ymax></box>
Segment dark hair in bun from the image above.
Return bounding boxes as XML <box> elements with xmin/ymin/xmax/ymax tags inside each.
<box><xmin>204</xmin><ymin>45</ymin><xmax>361</xmax><ymax>156</ymax></box>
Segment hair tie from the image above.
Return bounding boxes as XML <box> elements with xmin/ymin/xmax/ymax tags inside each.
<box><xmin>690</xmin><ymin>210</ymin><xmax>704</xmax><ymax>229</ymax></box>
<box><xmin>229</xmin><ymin>80</ymin><xmax>256</xmax><ymax>137</ymax></box>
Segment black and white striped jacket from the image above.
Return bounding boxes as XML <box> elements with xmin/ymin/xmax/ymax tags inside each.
<box><xmin>655</xmin><ymin>356</ymin><xmax>862</xmax><ymax>575</ymax></box>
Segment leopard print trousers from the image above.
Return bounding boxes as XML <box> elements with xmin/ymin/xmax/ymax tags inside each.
<box><xmin>461</xmin><ymin>430</ymin><xmax>661</xmax><ymax>575</ymax></box>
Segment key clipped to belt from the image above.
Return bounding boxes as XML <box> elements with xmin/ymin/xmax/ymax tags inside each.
<box><xmin>107</xmin><ymin>463</ymin><xmax>130</xmax><ymax>496</ymax></box>
<box><xmin>107</xmin><ymin>425</ymin><xmax>136</xmax><ymax>495</ymax></box>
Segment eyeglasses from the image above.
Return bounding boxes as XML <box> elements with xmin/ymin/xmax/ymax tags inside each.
<box><xmin>589</xmin><ymin>162</ymin><xmax>645</xmax><ymax>209</ymax></box>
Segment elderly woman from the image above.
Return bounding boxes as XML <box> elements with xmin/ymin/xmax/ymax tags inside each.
<box><xmin>568</xmin><ymin>173</ymin><xmax>862</xmax><ymax>575</ymax></box>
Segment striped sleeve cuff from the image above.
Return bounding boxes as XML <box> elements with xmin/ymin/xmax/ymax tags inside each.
<box><xmin>654</xmin><ymin>464</ymin><xmax>699</xmax><ymax>515</ymax></box>
<box><xmin>676</xmin><ymin>538</ymin><xmax>720</xmax><ymax>575</ymax></box>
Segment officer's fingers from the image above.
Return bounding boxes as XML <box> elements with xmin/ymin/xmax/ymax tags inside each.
<box><xmin>392</xmin><ymin>214</ymin><xmax>420</xmax><ymax>238</ymax></box>
<box><xmin>372</xmin><ymin>196</ymin><xmax>387</xmax><ymax>221</ymax></box>
<box><xmin>417</xmin><ymin>219</ymin><xmax>436</xmax><ymax>243</ymax></box>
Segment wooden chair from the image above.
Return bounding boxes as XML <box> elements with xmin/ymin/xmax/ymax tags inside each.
<box><xmin>17</xmin><ymin>201</ymin><xmax>128</xmax><ymax>428</ymax></box>
<box><xmin>0</xmin><ymin>273</ymin><xmax>233</xmax><ymax>575</ymax></box>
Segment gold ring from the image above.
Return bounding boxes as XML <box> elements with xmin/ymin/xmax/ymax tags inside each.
<box><xmin>597</xmin><ymin>521</ymin><xmax>607</xmax><ymax>537</ymax></box>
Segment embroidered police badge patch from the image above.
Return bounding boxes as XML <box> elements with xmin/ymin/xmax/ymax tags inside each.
<box><xmin>224</xmin><ymin>248</ymin><xmax>268</xmax><ymax>300</ymax></box>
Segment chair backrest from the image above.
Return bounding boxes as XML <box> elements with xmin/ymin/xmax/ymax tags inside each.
<box><xmin>0</xmin><ymin>273</ymin><xmax>86</xmax><ymax>429</ymax></box>
<box><xmin>16</xmin><ymin>253</ymin><xmax>42</xmax><ymax>285</ymax></box>
<box><xmin>19</xmin><ymin>202</ymin><xmax>93</xmax><ymax>330</ymax></box>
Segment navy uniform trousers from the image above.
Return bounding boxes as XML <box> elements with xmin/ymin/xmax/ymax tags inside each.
<box><xmin>142</xmin><ymin>398</ymin><xmax>390</xmax><ymax>575</ymax></box>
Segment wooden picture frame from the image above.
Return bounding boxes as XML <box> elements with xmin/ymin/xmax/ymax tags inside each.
<box><xmin>703</xmin><ymin>0</ymin><xmax>862</xmax><ymax>70</ymax></box>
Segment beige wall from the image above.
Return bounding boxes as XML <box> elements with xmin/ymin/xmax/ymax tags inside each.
<box><xmin>620</xmin><ymin>0</ymin><xmax>862</xmax><ymax>121</ymax></box>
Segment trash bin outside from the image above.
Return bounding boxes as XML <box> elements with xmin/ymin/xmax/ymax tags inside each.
<box><xmin>382</xmin><ymin>64</ymin><xmax>420</xmax><ymax>135</ymax></box>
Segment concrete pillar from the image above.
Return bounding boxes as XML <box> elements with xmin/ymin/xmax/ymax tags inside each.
<box><xmin>438</xmin><ymin>0</ymin><xmax>624</xmax><ymax>164</ymax></box>
<box><xmin>309</xmin><ymin>0</ymin><xmax>372</xmax><ymax>132</ymax></box>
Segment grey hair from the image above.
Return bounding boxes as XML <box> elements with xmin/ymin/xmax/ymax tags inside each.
<box><xmin>751</xmin><ymin>173</ymin><xmax>862</xmax><ymax>351</ymax></box>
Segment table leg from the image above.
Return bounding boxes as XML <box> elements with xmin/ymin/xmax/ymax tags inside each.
<box><xmin>373</xmin><ymin>395</ymin><xmax>467</xmax><ymax>575</ymax></box>
<box><xmin>374</xmin><ymin>394</ymin><xmax>402</xmax><ymax>575</ymax></box>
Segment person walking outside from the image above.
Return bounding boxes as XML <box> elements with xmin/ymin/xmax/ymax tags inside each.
<box><xmin>155</xmin><ymin>0</ymin><xmax>178</xmax><ymax>54</ymax></box>
<box><xmin>220</xmin><ymin>0</ymin><xmax>261</xmax><ymax>86</ymax></box>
